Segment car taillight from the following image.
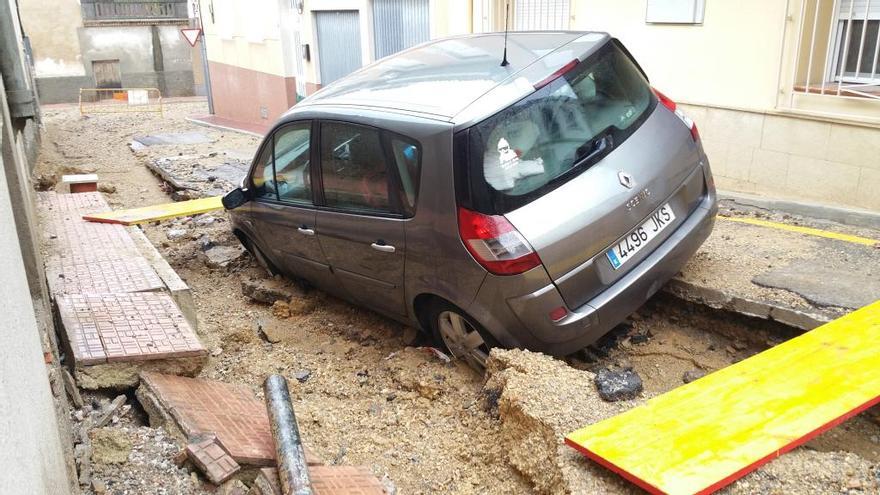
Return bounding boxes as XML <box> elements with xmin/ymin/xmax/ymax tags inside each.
<box><xmin>652</xmin><ymin>88</ymin><xmax>699</xmax><ymax>142</ymax></box>
<box><xmin>457</xmin><ymin>207</ymin><xmax>541</xmax><ymax>276</ymax></box>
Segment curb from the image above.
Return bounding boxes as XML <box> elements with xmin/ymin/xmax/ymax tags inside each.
<box><xmin>719</xmin><ymin>190</ymin><xmax>880</xmax><ymax>230</ymax></box>
<box><xmin>185</xmin><ymin>116</ymin><xmax>265</xmax><ymax>138</ymax></box>
<box><xmin>664</xmin><ymin>278</ymin><xmax>832</xmax><ymax>331</ymax></box>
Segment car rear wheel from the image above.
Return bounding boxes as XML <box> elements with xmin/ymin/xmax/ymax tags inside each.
<box><xmin>428</xmin><ymin>302</ymin><xmax>492</xmax><ymax>371</ymax></box>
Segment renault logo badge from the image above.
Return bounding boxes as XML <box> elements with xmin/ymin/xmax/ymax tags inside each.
<box><xmin>618</xmin><ymin>171</ymin><xmax>634</xmax><ymax>189</ymax></box>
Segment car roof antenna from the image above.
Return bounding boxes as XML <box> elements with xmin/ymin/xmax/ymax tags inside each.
<box><xmin>500</xmin><ymin>1</ymin><xmax>510</xmax><ymax>67</ymax></box>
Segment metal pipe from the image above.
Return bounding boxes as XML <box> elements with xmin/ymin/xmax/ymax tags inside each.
<box><xmin>264</xmin><ymin>375</ymin><xmax>312</xmax><ymax>495</ymax></box>
<box><xmin>854</xmin><ymin>0</ymin><xmax>872</xmax><ymax>79</ymax></box>
<box><xmin>774</xmin><ymin>0</ymin><xmax>792</xmax><ymax>109</ymax></box>
<box><xmin>838</xmin><ymin>0</ymin><xmax>856</xmax><ymax>95</ymax></box>
<box><xmin>196</xmin><ymin>3</ymin><xmax>214</xmax><ymax>114</ymax></box>
<box><xmin>822</xmin><ymin>0</ymin><xmax>841</xmax><ymax>95</ymax></box>
<box><xmin>805</xmin><ymin>0</ymin><xmax>821</xmax><ymax>94</ymax></box>
<box><xmin>789</xmin><ymin>0</ymin><xmax>807</xmax><ymax>107</ymax></box>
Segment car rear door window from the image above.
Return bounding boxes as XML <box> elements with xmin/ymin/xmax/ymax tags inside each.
<box><xmin>251</xmin><ymin>145</ymin><xmax>277</xmax><ymax>200</ymax></box>
<box><xmin>274</xmin><ymin>123</ymin><xmax>312</xmax><ymax>205</ymax></box>
<box><xmin>389</xmin><ymin>137</ymin><xmax>421</xmax><ymax>216</ymax></box>
<box><xmin>467</xmin><ymin>40</ymin><xmax>655</xmax><ymax>213</ymax></box>
<box><xmin>319</xmin><ymin>122</ymin><xmax>391</xmax><ymax>214</ymax></box>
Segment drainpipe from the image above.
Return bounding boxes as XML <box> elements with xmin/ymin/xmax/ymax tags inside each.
<box><xmin>0</xmin><ymin>0</ymin><xmax>36</xmax><ymax>119</ymax></box>
<box><xmin>197</xmin><ymin>2</ymin><xmax>214</xmax><ymax>114</ymax></box>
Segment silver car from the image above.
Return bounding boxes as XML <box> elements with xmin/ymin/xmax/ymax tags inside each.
<box><xmin>223</xmin><ymin>32</ymin><xmax>717</xmax><ymax>369</ymax></box>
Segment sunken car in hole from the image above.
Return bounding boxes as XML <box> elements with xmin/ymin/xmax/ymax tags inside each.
<box><xmin>223</xmin><ymin>32</ymin><xmax>717</xmax><ymax>369</ymax></box>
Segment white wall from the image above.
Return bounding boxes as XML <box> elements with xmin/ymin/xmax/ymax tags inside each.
<box><xmin>0</xmin><ymin>83</ymin><xmax>72</xmax><ymax>495</ymax></box>
<box><xmin>571</xmin><ymin>0</ymin><xmax>788</xmax><ymax>112</ymax></box>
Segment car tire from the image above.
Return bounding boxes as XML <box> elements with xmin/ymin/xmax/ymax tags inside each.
<box><xmin>242</xmin><ymin>236</ymin><xmax>278</xmax><ymax>276</ymax></box>
<box><xmin>427</xmin><ymin>301</ymin><xmax>495</xmax><ymax>371</ymax></box>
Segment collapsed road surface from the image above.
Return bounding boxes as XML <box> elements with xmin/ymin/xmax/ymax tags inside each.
<box><xmin>35</xmin><ymin>101</ymin><xmax>880</xmax><ymax>494</ymax></box>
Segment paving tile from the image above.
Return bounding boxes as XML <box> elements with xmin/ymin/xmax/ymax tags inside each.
<box><xmin>309</xmin><ymin>466</ymin><xmax>387</xmax><ymax>495</ymax></box>
<box><xmin>256</xmin><ymin>467</ymin><xmax>386</xmax><ymax>495</ymax></box>
<box><xmin>46</xmin><ymin>256</ymin><xmax>164</xmax><ymax>296</ymax></box>
<box><xmin>56</xmin><ymin>293</ymin><xmax>206</xmax><ymax>366</ymax></box>
<box><xmin>140</xmin><ymin>373</ymin><xmax>321</xmax><ymax>466</ymax></box>
<box><xmin>186</xmin><ymin>435</ymin><xmax>240</xmax><ymax>484</ymax></box>
<box><xmin>140</xmin><ymin>372</ymin><xmax>277</xmax><ymax>465</ymax></box>
<box><xmin>37</xmin><ymin>191</ymin><xmax>110</xmax><ymax>215</ymax></box>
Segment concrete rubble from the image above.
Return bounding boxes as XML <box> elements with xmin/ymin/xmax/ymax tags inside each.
<box><xmin>90</xmin><ymin>428</ymin><xmax>133</xmax><ymax>465</ymax></box>
<box><xmin>593</xmin><ymin>368</ymin><xmax>643</xmax><ymax>402</ymax></box>
<box><xmin>241</xmin><ymin>277</ymin><xmax>307</xmax><ymax>305</ymax></box>
<box><xmin>484</xmin><ymin>348</ymin><xmax>880</xmax><ymax>495</ymax></box>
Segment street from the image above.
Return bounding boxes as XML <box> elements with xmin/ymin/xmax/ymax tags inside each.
<box><xmin>35</xmin><ymin>100</ymin><xmax>880</xmax><ymax>494</ymax></box>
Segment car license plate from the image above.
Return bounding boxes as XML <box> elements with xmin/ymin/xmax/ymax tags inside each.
<box><xmin>606</xmin><ymin>204</ymin><xmax>676</xmax><ymax>270</ymax></box>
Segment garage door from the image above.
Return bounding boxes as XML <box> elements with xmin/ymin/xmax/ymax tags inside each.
<box><xmin>315</xmin><ymin>10</ymin><xmax>362</xmax><ymax>85</ymax></box>
<box><xmin>373</xmin><ymin>0</ymin><xmax>430</xmax><ymax>59</ymax></box>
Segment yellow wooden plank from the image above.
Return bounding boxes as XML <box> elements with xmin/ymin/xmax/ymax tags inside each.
<box><xmin>565</xmin><ymin>300</ymin><xmax>880</xmax><ymax>495</ymax></box>
<box><xmin>82</xmin><ymin>196</ymin><xmax>223</xmax><ymax>225</ymax></box>
<box><xmin>717</xmin><ymin>215</ymin><xmax>879</xmax><ymax>247</ymax></box>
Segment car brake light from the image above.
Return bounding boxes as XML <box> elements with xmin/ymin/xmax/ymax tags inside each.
<box><xmin>652</xmin><ymin>88</ymin><xmax>699</xmax><ymax>142</ymax></box>
<box><xmin>457</xmin><ymin>207</ymin><xmax>542</xmax><ymax>276</ymax></box>
<box><xmin>534</xmin><ymin>59</ymin><xmax>579</xmax><ymax>90</ymax></box>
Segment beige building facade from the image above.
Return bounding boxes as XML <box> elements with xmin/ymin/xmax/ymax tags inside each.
<box><xmin>201</xmin><ymin>0</ymin><xmax>880</xmax><ymax>211</ymax></box>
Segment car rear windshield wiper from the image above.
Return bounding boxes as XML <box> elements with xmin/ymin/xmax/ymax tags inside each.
<box><xmin>573</xmin><ymin>126</ymin><xmax>616</xmax><ymax>167</ymax></box>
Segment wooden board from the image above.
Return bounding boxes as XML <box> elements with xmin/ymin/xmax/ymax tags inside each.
<box><xmin>565</xmin><ymin>300</ymin><xmax>880</xmax><ymax>495</ymax></box>
<box><xmin>83</xmin><ymin>196</ymin><xmax>223</xmax><ymax>225</ymax></box>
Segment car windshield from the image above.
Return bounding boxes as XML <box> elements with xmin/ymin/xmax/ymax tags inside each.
<box><xmin>468</xmin><ymin>41</ymin><xmax>654</xmax><ymax>212</ymax></box>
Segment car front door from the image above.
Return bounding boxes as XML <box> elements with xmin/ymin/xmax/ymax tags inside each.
<box><xmin>246</xmin><ymin>121</ymin><xmax>332</xmax><ymax>286</ymax></box>
<box><xmin>313</xmin><ymin>121</ymin><xmax>418</xmax><ymax>317</ymax></box>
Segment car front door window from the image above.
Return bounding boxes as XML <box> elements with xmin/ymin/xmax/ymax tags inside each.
<box><xmin>251</xmin><ymin>145</ymin><xmax>277</xmax><ymax>200</ymax></box>
<box><xmin>319</xmin><ymin>122</ymin><xmax>391</xmax><ymax>214</ymax></box>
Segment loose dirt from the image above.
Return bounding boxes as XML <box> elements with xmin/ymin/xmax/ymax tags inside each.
<box><xmin>37</xmin><ymin>101</ymin><xmax>880</xmax><ymax>494</ymax></box>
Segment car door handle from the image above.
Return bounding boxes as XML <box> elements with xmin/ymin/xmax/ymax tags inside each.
<box><xmin>370</xmin><ymin>242</ymin><xmax>395</xmax><ymax>253</ymax></box>
<box><xmin>297</xmin><ymin>227</ymin><xmax>315</xmax><ymax>236</ymax></box>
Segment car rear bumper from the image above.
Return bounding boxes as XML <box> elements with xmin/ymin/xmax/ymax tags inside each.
<box><xmin>472</xmin><ymin>187</ymin><xmax>716</xmax><ymax>356</ymax></box>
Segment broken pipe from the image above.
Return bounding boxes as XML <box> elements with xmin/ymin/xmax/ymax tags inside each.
<box><xmin>264</xmin><ymin>374</ymin><xmax>313</xmax><ymax>495</ymax></box>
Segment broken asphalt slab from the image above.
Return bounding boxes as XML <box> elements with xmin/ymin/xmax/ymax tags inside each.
<box><xmin>752</xmin><ymin>248</ymin><xmax>880</xmax><ymax>310</ymax></box>
<box><xmin>132</xmin><ymin>131</ymin><xmax>215</xmax><ymax>147</ymax></box>
<box><xmin>669</xmin><ymin>214</ymin><xmax>880</xmax><ymax>330</ymax></box>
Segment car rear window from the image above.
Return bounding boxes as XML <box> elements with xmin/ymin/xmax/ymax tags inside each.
<box><xmin>464</xmin><ymin>40</ymin><xmax>656</xmax><ymax>214</ymax></box>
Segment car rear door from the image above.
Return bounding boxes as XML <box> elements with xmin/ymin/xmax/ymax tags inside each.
<box><xmin>245</xmin><ymin>121</ymin><xmax>332</xmax><ymax>286</ymax></box>
<box><xmin>313</xmin><ymin>121</ymin><xmax>412</xmax><ymax>316</ymax></box>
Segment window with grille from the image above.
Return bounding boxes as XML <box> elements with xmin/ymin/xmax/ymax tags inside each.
<box><xmin>832</xmin><ymin>0</ymin><xmax>880</xmax><ymax>82</ymax></box>
<box><xmin>513</xmin><ymin>0</ymin><xmax>570</xmax><ymax>31</ymax></box>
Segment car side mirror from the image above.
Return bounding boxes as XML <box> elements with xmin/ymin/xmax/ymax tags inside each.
<box><xmin>222</xmin><ymin>187</ymin><xmax>250</xmax><ymax>210</ymax></box>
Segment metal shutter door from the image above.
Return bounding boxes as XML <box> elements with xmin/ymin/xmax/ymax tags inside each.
<box><xmin>316</xmin><ymin>10</ymin><xmax>363</xmax><ymax>85</ymax></box>
<box><xmin>373</xmin><ymin>0</ymin><xmax>430</xmax><ymax>59</ymax></box>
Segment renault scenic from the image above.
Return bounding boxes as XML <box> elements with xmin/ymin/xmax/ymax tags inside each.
<box><xmin>223</xmin><ymin>32</ymin><xmax>717</xmax><ymax>369</ymax></box>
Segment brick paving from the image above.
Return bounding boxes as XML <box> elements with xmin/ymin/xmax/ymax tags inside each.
<box><xmin>37</xmin><ymin>191</ymin><xmax>207</xmax><ymax>376</ymax></box>
<box><xmin>46</xmin><ymin>256</ymin><xmax>164</xmax><ymax>295</ymax></box>
<box><xmin>44</xmin><ymin>219</ymin><xmax>140</xmax><ymax>258</ymax></box>
<box><xmin>56</xmin><ymin>293</ymin><xmax>206</xmax><ymax>365</ymax></box>
<box><xmin>140</xmin><ymin>372</ymin><xmax>279</xmax><ymax>465</ymax></box>
<box><xmin>310</xmin><ymin>466</ymin><xmax>387</xmax><ymax>495</ymax></box>
<box><xmin>37</xmin><ymin>191</ymin><xmax>110</xmax><ymax>215</ymax></box>
<box><xmin>186</xmin><ymin>436</ymin><xmax>241</xmax><ymax>484</ymax></box>
<box><xmin>256</xmin><ymin>467</ymin><xmax>386</xmax><ymax>495</ymax></box>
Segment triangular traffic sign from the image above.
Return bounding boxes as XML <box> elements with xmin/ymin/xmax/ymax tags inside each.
<box><xmin>181</xmin><ymin>28</ymin><xmax>202</xmax><ymax>47</ymax></box>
